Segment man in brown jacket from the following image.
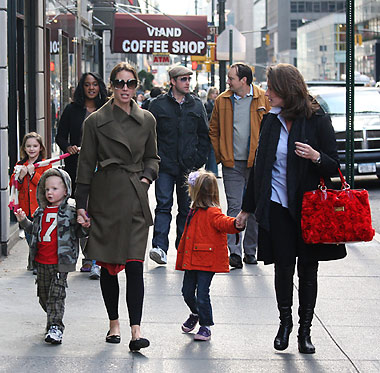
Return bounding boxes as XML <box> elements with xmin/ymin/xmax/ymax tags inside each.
<box><xmin>209</xmin><ymin>63</ymin><xmax>270</xmax><ymax>268</ymax></box>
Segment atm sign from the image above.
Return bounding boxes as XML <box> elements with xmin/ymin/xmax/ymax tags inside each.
<box><xmin>152</xmin><ymin>55</ymin><xmax>171</xmax><ymax>65</ymax></box>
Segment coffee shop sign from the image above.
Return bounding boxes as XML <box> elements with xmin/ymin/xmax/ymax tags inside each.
<box><xmin>112</xmin><ymin>14</ymin><xmax>208</xmax><ymax>56</ymax></box>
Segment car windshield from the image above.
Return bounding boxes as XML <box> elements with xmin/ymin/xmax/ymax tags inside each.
<box><xmin>313</xmin><ymin>89</ymin><xmax>380</xmax><ymax>115</ymax></box>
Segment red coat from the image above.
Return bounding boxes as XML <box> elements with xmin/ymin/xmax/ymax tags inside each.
<box><xmin>175</xmin><ymin>207</ymin><xmax>240</xmax><ymax>273</ymax></box>
<box><xmin>10</xmin><ymin>159</ymin><xmax>52</xmax><ymax>217</ymax></box>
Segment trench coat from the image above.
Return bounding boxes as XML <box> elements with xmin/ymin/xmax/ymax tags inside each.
<box><xmin>242</xmin><ymin>110</ymin><xmax>347</xmax><ymax>264</ymax></box>
<box><xmin>76</xmin><ymin>99</ymin><xmax>160</xmax><ymax>264</ymax></box>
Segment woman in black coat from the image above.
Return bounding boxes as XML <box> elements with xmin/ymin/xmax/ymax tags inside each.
<box><xmin>237</xmin><ymin>64</ymin><xmax>346</xmax><ymax>354</ymax></box>
<box><xmin>56</xmin><ymin>72</ymin><xmax>107</xmax><ymax>272</ymax></box>
<box><xmin>56</xmin><ymin>72</ymin><xmax>108</xmax><ymax>196</ymax></box>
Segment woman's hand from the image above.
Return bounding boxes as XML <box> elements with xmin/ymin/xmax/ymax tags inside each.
<box><xmin>140</xmin><ymin>177</ymin><xmax>150</xmax><ymax>185</ymax></box>
<box><xmin>14</xmin><ymin>208</ymin><xmax>26</xmax><ymax>222</ymax></box>
<box><xmin>236</xmin><ymin>210</ymin><xmax>249</xmax><ymax>229</ymax></box>
<box><xmin>294</xmin><ymin>142</ymin><xmax>320</xmax><ymax>162</ymax></box>
<box><xmin>77</xmin><ymin>208</ymin><xmax>91</xmax><ymax>228</ymax></box>
<box><xmin>67</xmin><ymin>145</ymin><xmax>80</xmax><ymax>155</ymax></box>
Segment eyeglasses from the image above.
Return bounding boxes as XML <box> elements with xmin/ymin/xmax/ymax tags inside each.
<box><xmin>113</xmin><ymin>79</ymin><xmax>138</xmax><ymax>90</ymax></box>
<box><xmin>178</xmin><ymin>76</ymin><xmax>192</xmax><ymax>82</ymax></box>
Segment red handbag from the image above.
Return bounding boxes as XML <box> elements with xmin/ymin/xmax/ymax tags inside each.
<box><xmin>301</xmin><ymin>169</ymin><xmax>375</xmax><ymax>244</ymax></box>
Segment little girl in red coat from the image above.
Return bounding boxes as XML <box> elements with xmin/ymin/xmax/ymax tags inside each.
<box><xmin>175</xmin><ymin>169</ymin><xmax>245</xmax><ymax>341</ymax></box>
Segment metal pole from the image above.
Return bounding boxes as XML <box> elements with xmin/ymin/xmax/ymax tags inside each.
<box><xmin>211</xmin><ymin>0</ymin><xmax>215</xmax><ymax>87</ymax></box>
<box><xmin>346</xmin><ymin>0</ymin><xmax>355</xmax><ymax>187</ymax></box>
<box><xmin>229</xmin><ymin>29</ymin><xmax>233</xmax><ymax>66</ymax></box>
<box><xmin>218</xmin><ymin>0</ymin><xmax>226</xmax><ymax>93</ymax></box>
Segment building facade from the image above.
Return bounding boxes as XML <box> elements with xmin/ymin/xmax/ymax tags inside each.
<box><xmin>355</xmin><ymin>0</ymin><xmax>380</xmax><ymax>81</ymax></box>
<box><xmin>297</xmin><ymin>13</ymin><xmax>346</xmax><ymax>81</ymax></box>
<box><xmin>266</xmin><ymin>0</ymin><xmax>346</xmax><ymax>67</ymax></box>
<box><xmin>0</xmin><ymin>0</ymin><xmax>142</xmax><ymax>256</ymax></box>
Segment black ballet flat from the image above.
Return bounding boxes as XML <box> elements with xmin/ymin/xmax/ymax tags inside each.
<box><xmin>129</xmin><ymin>338</ymin><xmax>150</xmax><ymax>351</ymax></box>
<box><xmin>106</xmin><ymin>330</ymin><xmax>121</xmax><ymax>344</ymax></box>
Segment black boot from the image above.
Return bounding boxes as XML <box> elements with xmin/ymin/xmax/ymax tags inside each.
<box><xmin>297</xmin><ymin>261</ymin><xmax>318</xmax><ymax>354</ymax></box>
<box><xmin>274</xmin><ymin>264</ymin><xmax>295</xmax><ymax>351</ymax></box>
<box><xmin>274</xmin><ymin>306</ymin><xmax>293</xmax><ymax>350</ymax></box>
<box><xmin>298</xmin><ymin>307</ymin><xmax>315</xmax><ymax>354</ymax></box>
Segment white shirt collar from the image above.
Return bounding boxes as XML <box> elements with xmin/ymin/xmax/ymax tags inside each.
<box><xmin>269</xmin><ymin>107</ymin><xmax>282</xmax><ymax>114</ymax></box>
<box><xmin>233</xmin><ymin>85</ymin><xmax>253</xmax><ymax>100</ymax></box>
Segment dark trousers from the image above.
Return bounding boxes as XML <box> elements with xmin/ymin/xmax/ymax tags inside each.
<box><xmin>182</xmin><ymin>270</ymin><xmax>215</xmax><ymax>326</ymax></box>
<box><xmin>100</xmin><ymin>261</ymin><xmax>144</xmax><ymax>326</ymax></box>
<box><xmin>36</xmin><ymin>262</ymin><xmax>68</xmax><ymax>332</ymax></box>
<box><xmin>267</xmin><ymin>202</ymin><xmax>318</xmax><ymax>326</ymax></box>
<box><xmin>152</xmin><ymin>171</ymin><xmax>191</xmax><ymax>252</ymax></box>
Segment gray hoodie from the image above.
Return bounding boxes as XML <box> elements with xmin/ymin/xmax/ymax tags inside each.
<box><xmin>20</xmin><ymin>168</ymin><xmax>85</xmax><ymax>272</ymax></box>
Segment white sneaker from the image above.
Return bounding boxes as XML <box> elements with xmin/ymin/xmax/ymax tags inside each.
<box><xmin>89</xmin><ymin>264</ymin><xmax>101</xmax><ymax>280</ymax></box>
<box><xmin>19</xmin><ymin>229</ymin><xmax>25</xmax><ymax>239</ymax></box>
<box><xmin>149</xmin><ymin>247</ymin><xmax>167</xmax><ymax>264</ymax></box>
<box><xmin>45</xmin><ymin>325</ymin><xmax>63</xmax><ymax>344</ymax></box>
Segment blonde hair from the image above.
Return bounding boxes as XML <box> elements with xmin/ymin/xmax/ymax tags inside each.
<box><xmin>207</xmin><ymin>86</ymin><xmax>219</xmax><ymax>100</ymax></box>
<box><xmin>20</xmin><ymin>132</ymin><xmax>46</xmax><ymax>159</ymax></box>
<box><xmin>187</xmin><ymin>169</ymin><xmax>220</xmax><ymax>209</ymax></box>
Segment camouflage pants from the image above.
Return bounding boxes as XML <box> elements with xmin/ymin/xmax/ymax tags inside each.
<box><xmin>36</xmin><ymin>262</ymin><xmax>68</xmax><ymax>332</ymax></box>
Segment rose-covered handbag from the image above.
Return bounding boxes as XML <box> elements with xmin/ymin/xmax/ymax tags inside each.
<box><xmin>301</xmin><ymin>169</ymin><xmax>375</xmax><ymax>244</ymax></box>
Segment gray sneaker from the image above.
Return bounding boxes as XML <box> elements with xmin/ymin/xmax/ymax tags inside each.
<box><xmin>45</xmin><ymin>325</ymin><xmax>63</xmax><ymax>344</ymax></box>
<box><xmin>149</xmin><ymin>247</ymin><xmax>167</xmax><ymax>264</ymax></box>
<box><xmin>89</xmin><ymin>264</ymin><xmax>101</xmax><ymax>280</ymax></box>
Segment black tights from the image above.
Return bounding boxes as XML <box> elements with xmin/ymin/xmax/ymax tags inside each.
<box><xmin>100</xmin><ymin>261</ymin><xmax>144</xmax><ymax>326</ymax></box>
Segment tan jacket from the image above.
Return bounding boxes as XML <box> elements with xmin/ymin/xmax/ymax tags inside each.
<box><xmin>209</xmin><ymin>85</ymin><xmax>270</xmax><ymax>168</ymax></box>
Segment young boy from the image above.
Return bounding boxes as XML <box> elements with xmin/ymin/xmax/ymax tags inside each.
<box><xmin>15</xmin><ymin>168</ymin><xmax>86</xmax><ymax>344</ymax></box>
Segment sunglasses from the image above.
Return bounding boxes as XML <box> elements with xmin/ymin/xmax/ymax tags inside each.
<box><xmin>113</xmin><ymin>79</ymin><xmax>138</xmax><ymax>90</ymax></box>
<box><xmin>178</xmin><ymin>76</ymin><xmax>192</xmax><ymax>82</ymax></box>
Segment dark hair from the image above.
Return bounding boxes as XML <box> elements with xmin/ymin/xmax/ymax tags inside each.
<box><xmin>73</xmin><ymin>72</ymin><xmax>108</xmax><ymax>109</ymax></box>
<box><xmin>150</xmin><ymin>87</ymin><xmax>162</xmax><ymax>98</ymax></box>
<box><xmin>109</xmin><ymin>62</ymin><xmax>138</xmax><ymax>88</ymax></box>
<box><xmin>266</xmin><ymin>63</ymin><xmax>313</xmax><ymax>120</ymax></box>
<box><xmin>231</xmin><ymin>63</ymin><xmax>253</xmax><ymax>86</ymax></box>
<box><xmin>20</xmin><ymin>132</ymin><xmax>46</xmax><ymax>159</ymax></box>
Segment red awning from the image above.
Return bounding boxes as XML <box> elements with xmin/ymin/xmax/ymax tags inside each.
<box><xmin>112</xmin><ymin>13</ymin><xmax>208</xmax><ymax>55</ymax></box>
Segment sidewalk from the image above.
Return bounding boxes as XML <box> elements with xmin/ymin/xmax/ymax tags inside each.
<box><xmin>1</xmin><ymin>179</ymin><xmax>380</xmax><ymax>372</ymax></box>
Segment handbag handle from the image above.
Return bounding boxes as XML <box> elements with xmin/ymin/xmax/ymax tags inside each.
<box><xmin>318</xmin><ymin>168</ymin><xmax>350</xmax><ymax>191</ymax></box>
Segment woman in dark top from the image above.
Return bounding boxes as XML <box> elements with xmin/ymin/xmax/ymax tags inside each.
<box><xmin>237</xmin><ymin>64</ymin><xmax>346</xmax><ymax>354</ymax></box>
<box><xmin>56</xmin><ymin>72</ymin><xmax>107</xmax><ymax>196</ymax></box>
<box><xmin>56</xmin><ymin>72</ymin><xmax>107</xmax><ymax>272</ymax></box>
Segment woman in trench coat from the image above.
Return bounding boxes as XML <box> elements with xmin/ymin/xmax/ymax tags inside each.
<box><xmin>237</xmin><ymin>64</ymin><xmax>346</xmax><ymax>354</ymax></box>
<box><xmin>76</xmin><ymin>62</ymin><xmax>159</xmax><ymax>351</ymax></box>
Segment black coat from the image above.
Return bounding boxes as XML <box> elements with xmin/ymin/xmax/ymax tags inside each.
<box><xmin>204</xmin><ymin>99</ymin><xmax>214</xmax><ymax>121</ymax></box>
<box><xmin>148</xmin><ymin>90</ymin><xmax>210</xmax><ymax>175</ymax></box>
<box><xmin>242</xmin><ymin>110</ymin><xmax>347</xmax><ymax>263</ymax></box>
<box><xmin>55</xmin><ymin>103</ymin><xmax>87</xmax><ymax>187</ymax></box>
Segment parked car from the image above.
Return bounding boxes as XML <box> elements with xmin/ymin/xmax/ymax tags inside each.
<box><xmin>308</xmin><ymin>86</ymin><xmax>380</xmax><ymax>177</ymax></box>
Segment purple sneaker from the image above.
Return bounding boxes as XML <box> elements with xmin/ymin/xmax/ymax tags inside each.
<box><xmin>194</xmin><ymin>326</ymin><xmax>211</xmax><ymax>341</ymax></box>
<box><xmin>181</xmin><ymin>313</ymin><xmax>199</xmax><ymax>333</ymax></box>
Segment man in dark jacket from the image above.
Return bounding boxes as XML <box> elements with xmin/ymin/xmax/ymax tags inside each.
<box><xmin>148</xmin><ymin>66</ymin><xmax>210</xmax><ymax>265</ymax></box>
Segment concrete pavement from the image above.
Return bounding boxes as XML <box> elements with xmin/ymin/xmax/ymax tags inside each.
<box><xmin>1</xmin><ymin>179</ymin><xmax>380</xmax><ymax>372</ymax></box>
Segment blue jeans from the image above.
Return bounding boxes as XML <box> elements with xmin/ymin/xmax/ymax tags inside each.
<box><xmin>205</xmin><ymin>147</ymin><xmax>218</xmax><ymax>176</ymax></box>
<box><xmin>152</xmin><ymin>172</ymin><xmax>191</xmax><ymax>252</ymax></box>
<box><xmin>182</xmin><ymin>270</ymin><xmax>215</xmax><ymax>326</ymax></box>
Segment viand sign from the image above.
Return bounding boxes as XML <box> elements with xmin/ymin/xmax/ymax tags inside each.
<box><xmin>112</xmin><ymin>14</ymin><xmax>208</xmax><ymax>55</ymax></box>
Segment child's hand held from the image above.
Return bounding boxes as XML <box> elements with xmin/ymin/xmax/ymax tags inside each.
<box><xmin>14</xmin><ymin>208</ymin><xmax>26</xmax><ymax>222</ymax></box>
